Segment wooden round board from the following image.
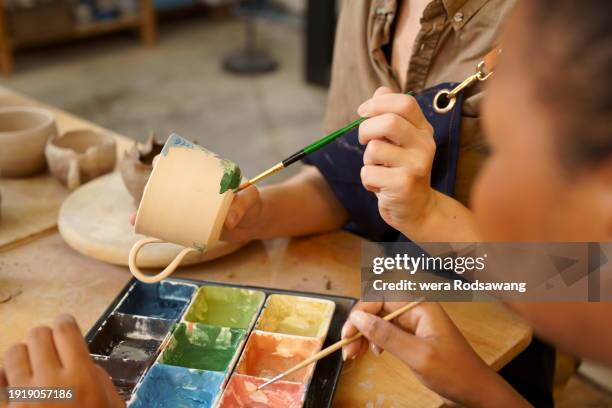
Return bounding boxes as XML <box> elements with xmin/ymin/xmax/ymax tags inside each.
<box><xmin>58</xmin><ymin>172</ymin><xmax>245</xmax><ymax>268</ymax></box>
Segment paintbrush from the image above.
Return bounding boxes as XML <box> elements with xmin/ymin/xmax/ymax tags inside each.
<box><xmin>256</xmin><ymin>297</ymin><xmax>425</xmax><ymax>391</ymax></box>
<box><xmin>236</xmin><ymin>117</ymin><xmax>365</xmax><ymax>191</ymax></box>
<box><xmin>237</xmin><ymin>92</ymin><xmax>415</xmax><ymax>192</ymax></box>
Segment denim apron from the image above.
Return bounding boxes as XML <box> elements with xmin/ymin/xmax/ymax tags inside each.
<box><xmin>303</xmin><ymin>82</ymin><xmax>464</xmax><ymax>243</ymax></box>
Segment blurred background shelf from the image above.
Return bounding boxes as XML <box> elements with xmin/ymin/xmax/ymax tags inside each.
<box><xmin>0</xmin><ymin>0</ymin><xmax>157</xmax><ymax>75</ymax></box>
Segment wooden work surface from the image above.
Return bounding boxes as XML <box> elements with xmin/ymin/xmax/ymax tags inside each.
<box><xmin>0</xmin><ymin>87</ymin><xmax>532</xmax><ymax>407</ymax></box>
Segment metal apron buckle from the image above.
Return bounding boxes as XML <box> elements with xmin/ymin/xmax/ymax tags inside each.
<box><xmin>433</xmin><ymin>60</ymin><xmax>496</xmax><ymax>114</ymax></box>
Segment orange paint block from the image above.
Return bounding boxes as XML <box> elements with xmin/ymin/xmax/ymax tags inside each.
<box><xmin>236</xmin><ymin>331</ymin><xmax>322</xmax><ymax>384</ymax></box>
<box><xmin>218</xmin><ymin>374</ymin><xmax>305</xmax><ymax>408</ymax></box>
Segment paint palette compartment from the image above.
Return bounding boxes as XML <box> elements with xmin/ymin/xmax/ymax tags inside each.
<box><xmin>89</xmin><ymin>313</ymin><xmax>172</xmax><ymax>361</ymax></box>
<box><xmin>86</xmin><ymin>278</ymin><xmax>357</xmax><ymax>407</ymax></box>
<box><xmin>160</xmin><ymin>322</ymin><xmax>246</xmax><ymax>372</ymax></box>
<box><xmin>218</xmin><ymin>374</ymin><xmax>306</xmax><ymax>408</ymax></box>
<box><xmin>92</xmin><ymin>355</ymin><xmax>149</xmax><ymax>400</ymax></box>
<box><xmin>115</xmin><ymin>280</ymin><xmax>196</xmax><ymax>320</ymax></box>
<box><xmin>130</xmin><ymin>363</ymin><xmax>225</xmax><ymax>408</ymax></box>
<box><xmin>256</xmin><ymin>294</ymin><xmax>336</xmax><ymax>338</ymax></box>
<box><xmin>236</xmin><ymin>331</ymin><xmax>321</xmax><ymax>383</ymax></box>
<box><xmin>184</xmin><ymin>285</ymin><xmax>265</xmax><ymax>329</ymax></box>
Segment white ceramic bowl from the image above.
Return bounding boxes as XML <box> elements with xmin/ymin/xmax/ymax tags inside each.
<box><xmin>0</xmin><ymin>107</ymin><xmax>57</xmax><ymax>177</ymax></box>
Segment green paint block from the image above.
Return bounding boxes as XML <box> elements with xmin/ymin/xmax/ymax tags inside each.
<box><xmin>219</xmin><ymin>159</ymin><xmax>242</xmax><ymax>194</ymax></box>
<box><xmin>160</xmin><ymin>322</ymin><xmax>246</xmax><ymax>372</ymax></box>
<box><xmin>184</xmin><ymin>286</ymin><xmax>265</xmax><ymax>329</ymax></box>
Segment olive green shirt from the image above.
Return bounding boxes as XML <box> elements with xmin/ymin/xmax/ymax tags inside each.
<box><xmin>324</xmin><ymin>0</ymin><xmax>515</xmax><ymax>205</ymax></box>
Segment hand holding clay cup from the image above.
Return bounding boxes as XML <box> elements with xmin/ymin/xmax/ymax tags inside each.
<box><xmin>46</xmin><ymin>129</ymin><xmax>117</xmax><ymax>190</ymax></box>
<box><xmin>129</xmin><ymin>134</ymin><xmax>241</xmax><ymax>283</ymax></box>
<box><xmin>0</xmin><ymin>106</ymin><xmax>57</xmax><ymax>177</ymax></box>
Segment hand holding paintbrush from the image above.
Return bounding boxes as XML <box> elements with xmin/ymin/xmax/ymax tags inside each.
<box><xmin>256</xmin><ymin>298</ymin><xmax>424</xmax><ymax>391</ymax></box>
<box><xmin>237</xmin><ymin>91</ymin><xmax>415</xmax><ymax>192</ymax></box>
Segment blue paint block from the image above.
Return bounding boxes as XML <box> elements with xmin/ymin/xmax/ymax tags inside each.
<box><xmin>129</xmin><ymin>363</ymin><xmax>224</xmax><ymax>408</ymax></box>
<box><xmin>116</xmin><ymin>281</ymin><xmax>196</xmax><ymax>320</ymax></box>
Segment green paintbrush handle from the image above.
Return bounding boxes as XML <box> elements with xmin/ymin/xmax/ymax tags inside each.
<box><xmin>277</xmin><ymin>92</ymin><xmax>415</xmax><ymax>172</ymax></box>
<box><xmin>303</xmin><ymin>117</ymin><xmax>366</xmax><ymax>154</ymax></box>
<box><xmin>280</xmin><ymin>117</ymin><xmax>365</xmax><ymax>167</ymax></box>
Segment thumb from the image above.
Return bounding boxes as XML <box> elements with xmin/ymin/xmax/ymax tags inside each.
<box><xmin>349</xmin><ymin>310</ymin><xmax>426</xmax><ymax>367</ymax></box>
<box><xmin>225</xmin><ymin>186</ymin><xmax>259</xmax><ymax>229</ymax></box>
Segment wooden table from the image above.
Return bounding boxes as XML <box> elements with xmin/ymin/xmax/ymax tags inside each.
<box><xmin>0</xmin><ymin>88</ymin><xmax>532</xmax><ymax>407</ymax></box>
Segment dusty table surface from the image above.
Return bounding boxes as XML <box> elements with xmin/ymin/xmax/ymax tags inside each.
<box><xmin>0</xmin><ymin>87</ymin><xmax>532</xmax><ymax>407</ymax></box>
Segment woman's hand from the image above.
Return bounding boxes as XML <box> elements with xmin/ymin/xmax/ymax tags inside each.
<box><xmin>221</xmin><ymin>185</ymin><xmax>264</xmax><ymax>242</ymax></box>
<box><xmin>341</xmin><ymin>301</ymin><xmax>530</xmax><ymax>408</ymax></box>
<box><xmin>1</xmin><ymin>315</ymin><xmax>124</xmax><ymax>408</ymax></box>
<box><xmin>358</xmin><ymin>87</ymin><xmax>437</xmax><ymax>234</ymax></box>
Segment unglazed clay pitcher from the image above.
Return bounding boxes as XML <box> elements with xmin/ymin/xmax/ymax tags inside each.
<box><xmin>45</xmin><ymin>129</ymin><xmax>116</xmax><ymax>190</ymax></box>
<box><xmin>129</xmin><ymin>134</ymin><xmax>242</xmax><ymax>283</ymax></box>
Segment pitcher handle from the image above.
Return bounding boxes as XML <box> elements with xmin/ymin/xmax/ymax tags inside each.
<box><xmin>128</xmin><ymin>237</ymin><xmax>200</xmax><ymax>283</ymax></box>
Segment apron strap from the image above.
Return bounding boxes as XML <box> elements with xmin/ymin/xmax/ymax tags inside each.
<box><xmin>483</xmin><ymin>45</ymin><xmax>502</xmax><ymax>75</ymax></box>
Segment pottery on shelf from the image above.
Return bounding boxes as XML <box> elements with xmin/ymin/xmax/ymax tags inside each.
<box><xmin>0</xmin><ymin>106</ymin><xmax>57</xmax><ymax>178</ymax></box>
<box><xmin>45</xmin><ymin>129</ymin><xmax>117</xmax><ymax>191</ymax></box>
<box><xmin>119</xmin><ymin>134</ymin><xmax>164</xmax><ymax>204</ymax></box>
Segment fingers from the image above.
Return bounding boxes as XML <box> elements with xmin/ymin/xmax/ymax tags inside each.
<box><xmin>360</xmin><ymin>165</ymin><xmax>386</xmax><ymax>191</ymax></box>
<box><xmin>94</xmin><ymin>365</ymin><xmax>125</xmax><ymax>408</ymax></box>
<box><xmin>26</xmin><ymin>326</ymin><xmax>62</xmax><ymax>372</ymax></box>
<box><xmin>129</xmin><ymin>213</ymin><xmax>136</xmax><ymax>226</ymax></box>
<box><xmin>3</xmin><ymin>344</ymin><xmax>32</xmax><ymax>384</ymax></box>
<box><xmin>358</xmin><ymin>92</ymin><xmax>430</xmax><ymax>130</ymax></box>
<box><xmin>0</xmin><ymin>368</ymin><xmax>7</xmax><ymax>387</ymax></box>
<box><xmin>371</xmin><ymin>343</ymin><xmax>383</xmax><ymax>356</ymax></box>
<box><xmin>359</xmin><ymin>113</ymin><xmax>419</xmax><ymax>147</ymax></box>
<box><xmin>225</xmin><ymin>186</ymin><xmax>259</xmax><ymax>230</ymax></box>
<box><xmin>349</xmin><ymin>310</ymin><xmax>426</xmax><ymax>368</ymax></box>
<box><xmin>372</xmin><ymin>86</ymin><xmax>394</xmax><ymax>98</ymax></box>
<box><xmin>360</xmin><ymin>165</ymin><xmax>409</xmax><ymax>192</ymax></box>
<box><xmin>52</xmin><ymin>315</ymin><xmax>90</xmax><ymax>370</ymax></box>
<box><xmin>341</xmin><ymin>302</ymin><xmax>383</xmax><ymax>360</ymax></box>
<box><xmin>363</xmin><ymin>140</ymin><xmax>412</xmax><ymax>167</ymax></box>
<box><xmin>341</xmin><ymin>322</ymin><xmax>368</xmax><ymax>361</ymax></box>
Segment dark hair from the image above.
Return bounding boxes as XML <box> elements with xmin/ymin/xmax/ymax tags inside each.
<box><xmin>524</xmin><ymin>0</ymin><xmax>612</xmax><ymax>168</ymax></box>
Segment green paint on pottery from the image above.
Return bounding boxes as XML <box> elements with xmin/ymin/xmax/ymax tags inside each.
<box><xmin>160</xmin><ymin>322</ymin><xmax>245</xmax><ymax>372</ymax></box>
<box><xmin>161</xmin><ymin>133</ymin><xmax>241</xmax><ymax>194</ymax></box>
<box><xmin>184</xmin><ymin>286</ymin><xmax>265</xmax><ymax>329</ymax></box>
<box><xmin>219</xmin><ymin>159</ymin><xmax>242</xmax><ymax>194</ymax></box>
